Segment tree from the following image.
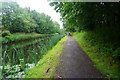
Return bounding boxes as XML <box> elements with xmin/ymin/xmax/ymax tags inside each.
<box><xmin>1</xmin><ymin>2</ymin><xmax>61</xmax><ymax>34</ymax></box>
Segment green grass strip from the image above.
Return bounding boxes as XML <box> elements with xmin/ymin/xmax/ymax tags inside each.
<box><xmin>72</xmin><ymin>32</ymin><xmax>120</xmax><ymax>78</ymax></box>
<box><xmin>2</xmin><ymin>33</ymin><xmax>50</xmax><ymax>44</ymax></box>
<box><xmin>25</xmin><ymin>35</ymin><xmax>68</xmax><ymax>78</ymax></box>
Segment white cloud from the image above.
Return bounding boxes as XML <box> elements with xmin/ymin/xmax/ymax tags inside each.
<box><xmin>16</xmin><ymin>0</ymin><xmax>63</xmax><ymax>29</ymax></box>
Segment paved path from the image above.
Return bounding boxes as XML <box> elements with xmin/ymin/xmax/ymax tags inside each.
<box><xmin>54</xmin><ymin>36</ymin><xmax>104</xmax><ymax>78</ymax></box>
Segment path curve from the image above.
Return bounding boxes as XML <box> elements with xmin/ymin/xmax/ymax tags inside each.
<box><xmin>54</xmin><ymin>36</ymin><xmax>104</xmax><ymax>78</ymax></box>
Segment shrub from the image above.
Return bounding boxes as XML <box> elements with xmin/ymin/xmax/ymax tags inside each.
<box><xmin>113</xmin><ymin>48</ymin><xmax>120</xmax><ymax>62</ymax></box>
<box><xmin>2</xmin><ymin>30</ymin><xmax>11</xmax><ymax>37</ymax></box>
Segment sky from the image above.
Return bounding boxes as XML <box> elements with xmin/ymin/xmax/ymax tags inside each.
<box><xmin>16</xmin><ymin>0</ymin><xmax>63</xmax><ymax>29</ymax></box>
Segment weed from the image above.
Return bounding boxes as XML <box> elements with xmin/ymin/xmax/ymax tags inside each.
<box><xmin>73</xmin><ymin>32</ymin><xmax>120</xmax><ymax>78</ymax></box>
<box><xmin>2</xmin><ymin>34</ymin><xmax>64</xmax><ymax>78</ymax></box>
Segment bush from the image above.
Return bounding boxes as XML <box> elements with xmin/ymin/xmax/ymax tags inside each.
<box><xmin>113</xmin><ymin>48</ymin><xmax>120</xmax><ymax>62</ymax></box>
<box><xmin>2</xmin><ymin>30</ymin><xmax>11</xmax><ymax>37</ymax></box>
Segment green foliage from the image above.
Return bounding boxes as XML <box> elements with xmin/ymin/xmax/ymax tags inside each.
<box><xmin>76</xmin><ymin>30</ymin><xmax>120</xmax><ymax>63</ymax></box>
<box><xmin>1</xmin><ymin>2</ymin><xmax>61</xmax><ymax>34</ymax></box>
<box><xmin>50</xmin><ymin>2</ymin><xmax>120</xmax><ymax>31</ymax></box>
<box><xmin>2</xmin><ymin>33</ymin><xmax>49</xmax><ymax>44</ymax></box>
<box><xmin>50</xmin><ymin>2</ymin><xmax>120</xmax><ymax>64</ymax></box>
<box><xmin>73</xmin><ymin>32</ymin><xmax>120</xmax><ymax>78</ymax></box>
<box><xmin>113</xmin><ymin>48</ymin><xmax>120</xmax><ymax>62</ymax></box>
<box><xmin>2</xmin><ymin>30</ymin><xmax>11</xmax><ymax>37</ymax></box>
<box><xmin>25</xmin><ymin>36</ymin><xmax>67</xmax><ymax>78</ymax></box>
<box><xmin>2</xmin><ymin>34</ymin><xmax>64</xmax><ymax>78</ymax></box>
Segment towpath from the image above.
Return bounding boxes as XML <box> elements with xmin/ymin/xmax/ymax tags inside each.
<box><xmin>54</xmin><ymin>36</ymin><xmax>104</xmax><ymax>78</ymax></box>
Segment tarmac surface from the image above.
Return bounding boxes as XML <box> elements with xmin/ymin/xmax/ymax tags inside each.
<box><xmin>54</xmin><ymin>36</ymin><xmax>104</xmax><ymax>78</ymax></box>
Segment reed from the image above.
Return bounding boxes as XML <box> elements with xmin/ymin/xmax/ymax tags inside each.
<box><xmin>1</xmin><ymin>34</ymin><xmax>64</xmax><ymax>78</ymax></box>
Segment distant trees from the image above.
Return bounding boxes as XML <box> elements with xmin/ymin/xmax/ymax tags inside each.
<box><xmin>1</xmin><ymin>2</ymin><xmax>60</xmax><ymax>34</ymax></box>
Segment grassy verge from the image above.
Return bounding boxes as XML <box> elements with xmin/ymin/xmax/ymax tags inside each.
<box><xmin>2</xmin><ymin>33</ymin><xmax>50</xmax><ymax>44</ymax></box>
<box><xmin>1</xmin><ymin>34</ymin><xmax>65</xmax><ymax>78</ymax></box>
<box><xmin>25</xmin><ymin>36</ymin><xmax>68</xmax><ymax>78</ymax></box>
<box><xmin>72</xmin><ymin>32</ymin><xmax>120</xmax><ymax>78</ymax></box>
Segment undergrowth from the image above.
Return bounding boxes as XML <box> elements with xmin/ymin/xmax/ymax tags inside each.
<box><xmin>2</xmin><ymin>33</ymin><xmax>50</xmax><ymax>44</ymax></box>
<box><xmin>1</xmin><ymin>34</ymin><xmax>64</xmax><ymax>78</ymax></box>
<box><xmin>73</xmin><ymin>31</ymin><xmax>120</xmax><ymax>78</ymax></box>
<box><xmin>25</xmin><ymin>36</ymin><xmax>67</xmax><ymax>78</ymax></box>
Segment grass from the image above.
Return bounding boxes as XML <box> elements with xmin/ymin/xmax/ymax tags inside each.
<box><xmin>72</xmin><ymin>32</ymin><xmax>120</xmax><ymax>78</ymax></box>
<box><xmin>25</xmin><ymin>35</ymin><xmax>68</xmax><ymax>78</ymax></box>
<box><xmin>2</xmin><ymin>34</ymin><xmax>65</xmax><ymax>78</ymax></box>
<box><xmin>2</xmin><ymin>33</ymin><xmax>51</xmax><ymax>44</ymax></box>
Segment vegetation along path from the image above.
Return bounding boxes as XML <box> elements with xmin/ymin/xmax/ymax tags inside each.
<box><xmin>54</xmin><ymin>35</ymin><xmax>104</xmax><ymax>78</ymax></box>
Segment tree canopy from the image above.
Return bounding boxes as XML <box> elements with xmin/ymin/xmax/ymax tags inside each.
<box><xmin>50</xmin><ymin>2</ymin><xmax>120</xmax><ymax>32</ymax></box>
<box><xmin>50</xmin><ymin>2</ymin><xmax>120</xmax><ymax>62</ymax></box>
<box><xmin>1</xmin><ymin>2</ymin><xmax>61</xmax><ymax>34</ymax></box>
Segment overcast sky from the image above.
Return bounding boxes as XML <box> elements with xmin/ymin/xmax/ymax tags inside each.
<box><xmin>16</xmin><ymin>0</ymin><xmax>63</xmax><ymax>29</ymax></box>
